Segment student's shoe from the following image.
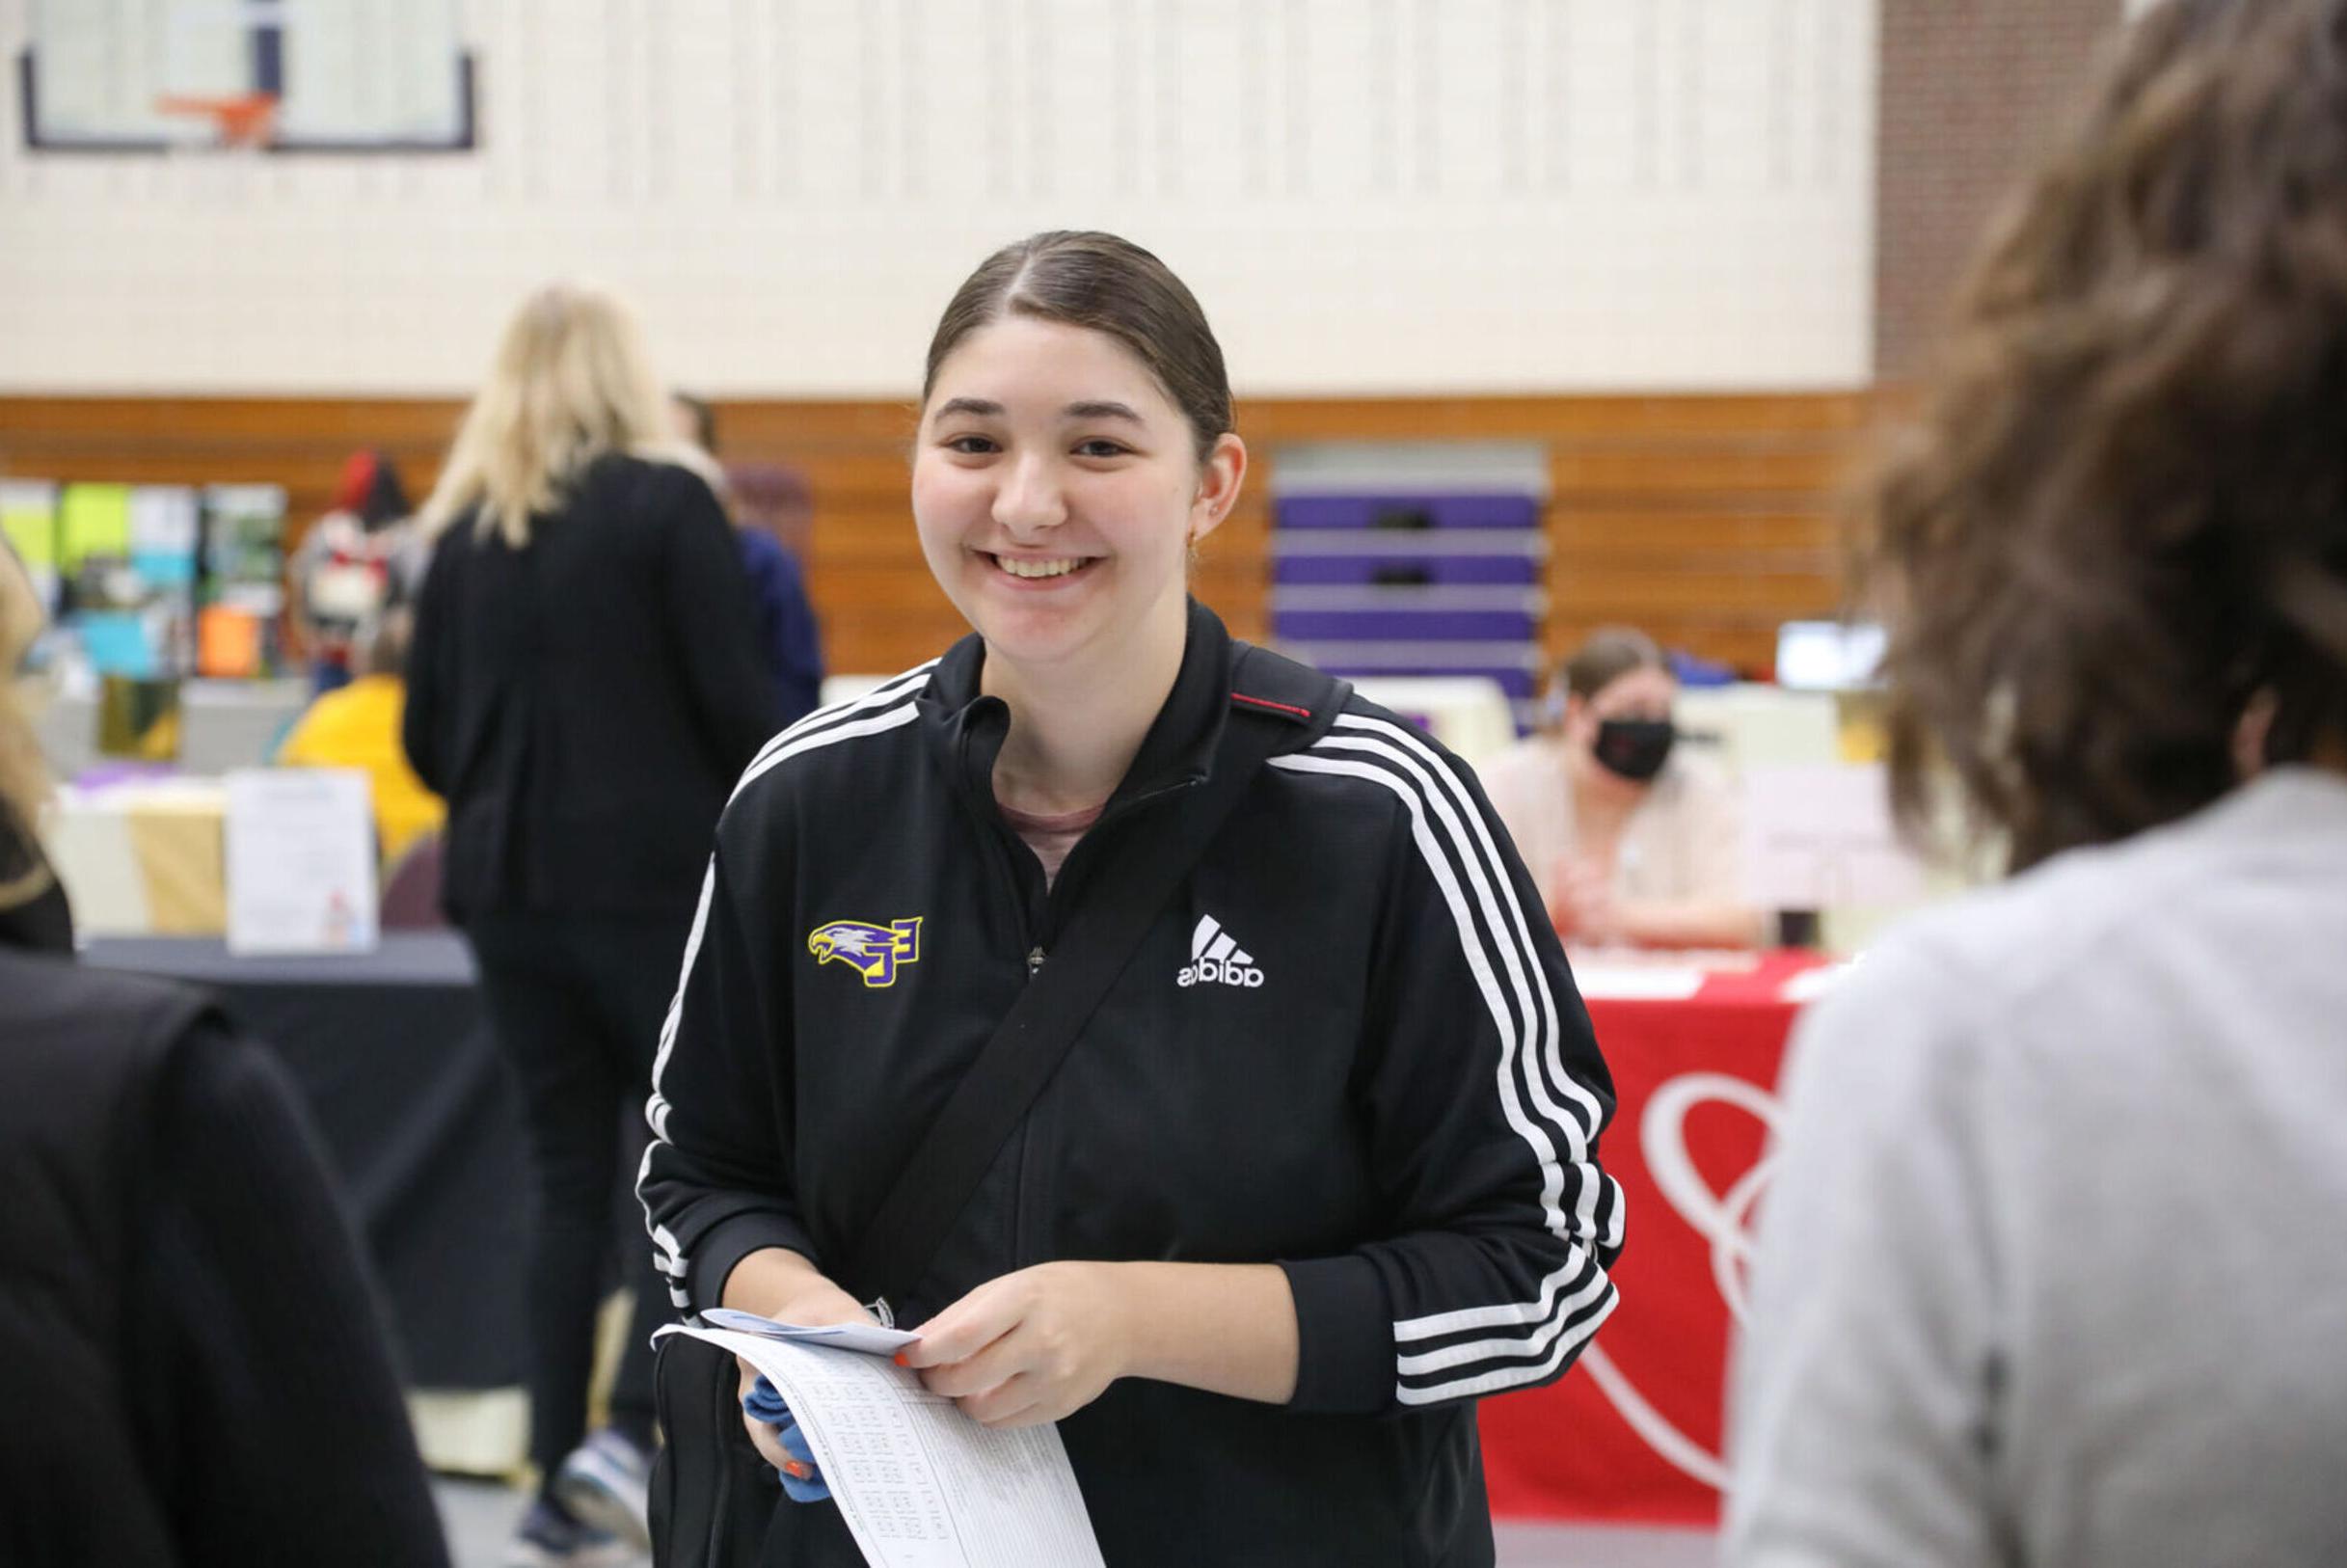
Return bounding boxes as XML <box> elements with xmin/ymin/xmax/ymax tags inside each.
<box><xmin>551</xmin><ymin>1427</ymin><xmax>655</xmax><ymax>1551</ymax></box>
<box><xmin>500</xmin><ymin>1496</ymin><xmax>634</xmax><ymax>1568</ymax></box>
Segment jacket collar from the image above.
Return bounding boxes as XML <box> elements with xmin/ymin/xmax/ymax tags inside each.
<box><xmin>917</xmin><ymin>597</ymin><xmax>1236</xmax><ymax>813</ymax></box>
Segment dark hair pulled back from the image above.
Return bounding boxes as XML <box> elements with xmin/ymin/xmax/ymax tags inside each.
<box><xmin>1560</xmin><ymin>628</ymin><xmax>1668</xmax><ymax>703</ymax></box>
<box><xmin>922</xmin><ymin>231</ymin><xmax>1234</xmax><ymax>464</ymax></box>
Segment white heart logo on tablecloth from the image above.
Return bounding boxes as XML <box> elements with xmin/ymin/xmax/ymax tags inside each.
<box><xmin>1579</xmin><ymin>1071</ymin><xmax>1784</xmax><ymax>1493</ymax></box>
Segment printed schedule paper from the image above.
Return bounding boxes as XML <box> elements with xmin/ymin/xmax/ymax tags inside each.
<box><xmin>660</xmin><ymin>1323</ymin><xmax>1105</xmax><ymax>1568</ymax></box>
<box><xmin>223</xmin><ymin>769</ymin><xmax>379</xmax><ymax>955</ymax></box>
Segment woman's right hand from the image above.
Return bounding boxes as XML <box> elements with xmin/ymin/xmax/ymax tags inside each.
<box><xmin>722</xmin><ymin>1251</ymin><xmax>877</xmax><ymax>1493</ymax></box>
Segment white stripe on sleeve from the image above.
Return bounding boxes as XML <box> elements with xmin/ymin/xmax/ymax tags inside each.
<box><xmin>1273</xmin><ymin>724</ymin><xmax>1624</xmax><ymax>1401</ymax></box>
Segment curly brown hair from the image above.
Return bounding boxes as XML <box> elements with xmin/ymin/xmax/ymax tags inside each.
<box><xmin>1871</xmin><ymin>0</ymin><xmax>2347</xmax><ymax>871</ymax></box>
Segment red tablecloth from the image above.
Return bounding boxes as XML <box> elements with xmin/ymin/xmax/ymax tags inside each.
<box><xmin>1479</xmin><ymin>952</ymin><xmax>1823</xmax><ymax>1527</ymax></box>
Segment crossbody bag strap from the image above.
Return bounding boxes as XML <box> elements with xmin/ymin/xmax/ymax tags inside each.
<box><xmin>842</xmin><ymin>662</ymin><xmax>1341</xmax><ymax>1307</ymax></box>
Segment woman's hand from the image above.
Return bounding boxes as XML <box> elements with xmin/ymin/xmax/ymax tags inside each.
<box><xmin>739</xmin><ymin>1373</ymin><xmax>828</xmax><ymax>1499</ymax></box>
<box><xmin>1553</xmin><ymin>858</ymin><xmax>1623</xmax><ymax>945</ymax></box>
<box><xmin>900</xmin><ymin>1261</ymin><xmax>1136</xmax><ymax>1429</ymax></box>
<box><xmin>724</xmin><ymin>1249</ymin><xmax>876</xmax><ymax>1481</ymax></box>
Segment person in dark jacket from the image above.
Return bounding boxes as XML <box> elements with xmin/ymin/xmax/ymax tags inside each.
<box><xmin>669</xmin><ymin>392</ymin><xmax>825</xmax><ymax>726</ymax></box>
<box><xmin>638</xmin><ymin>232</ymin><xmax>1625</xmax><ymax>1565</ymax></box>
<box><xmin>1</xmin><ymin>539</ymin><xmax>449</xmax><ymax>1568</ymax></box>
<box><xmin>404</xmin><ymin>282</ymin><xmax>780</xmax><ymax>1566</ymax></box>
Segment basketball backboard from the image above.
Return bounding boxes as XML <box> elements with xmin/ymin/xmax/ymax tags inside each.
<box><xmin>21</xmin><ymin>0</ymin><xmax>472</xmax><ymax>152</ymax></box>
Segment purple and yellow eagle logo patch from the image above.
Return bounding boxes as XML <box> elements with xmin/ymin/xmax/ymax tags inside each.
<box><xmin>807</xmin><ymin>918</ymin><xmax>923</xmax><ymax>988</ymax></box>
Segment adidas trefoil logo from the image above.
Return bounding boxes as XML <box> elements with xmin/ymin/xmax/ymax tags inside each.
<box><xmin>1178</xmin><ymin>913</ymin><xmax>1265</xmax><ymax>989</ymax></box>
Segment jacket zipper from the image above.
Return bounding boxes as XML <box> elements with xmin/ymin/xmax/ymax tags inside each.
<box><xmin>1008</xmin><ymin>778</ymin><xmax>1202</xmax><ymax>1270</ymax></box>
<box><xmin>1013</xmin><ymin>781</ymin><xmax>1192</xmax><ymax>977</ymax></box>
<box><xmin>965</xmin><ymin>787</ymin><xmax>1051</xmax><ymax>1271</ymax></box>
<box><xmin>1033</xmin><ymin>774</ymin><xmax>1199</xmax><ymax>937</ymax></box>
<box><xmin>981</xmin><ymin>774</ymin><xmax>1200</xmax><ymax>1271</ymax></box>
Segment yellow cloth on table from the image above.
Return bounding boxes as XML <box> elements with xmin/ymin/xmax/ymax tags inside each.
<box><xmin>275</xmin><ymin>676</ymin><xmax>445</xmax><ymax>865</ymax></box>
<box><xmin>119</xmin><ymin>793</ymin><xmax>226</xmax><ymax>933</ymax></box>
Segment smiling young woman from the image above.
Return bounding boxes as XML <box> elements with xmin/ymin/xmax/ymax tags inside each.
<box><xmin>639</xmin><ymin>231</ymin><xmax>1625</xmax><ymax>1566</ymax></box>
<box><xmin>912</xmin><ymin>310</ymin><xmax>1245</xmax><ymax>818</ymax></box>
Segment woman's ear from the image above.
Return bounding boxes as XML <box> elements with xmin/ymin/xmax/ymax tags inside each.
<box><xmin>1188</xmin><ymin>433</ymin><xmax>1248</xmax><ymax>549</ymax></box>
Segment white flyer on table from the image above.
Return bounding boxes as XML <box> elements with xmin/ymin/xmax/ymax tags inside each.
<box><xmin>1740</xmin><ymin>763</ymin><xmax>1929</xmax><ymax>909</ymax></box>
<box><xmin>661</xmin><ymin>1323</ymin><xmax>1105</xmax><ymax>1568</ymax></box>
<box><xmin>223</xmin><ymin>769</ymin><xmax>379</xmax><ymax>955</ymax></box>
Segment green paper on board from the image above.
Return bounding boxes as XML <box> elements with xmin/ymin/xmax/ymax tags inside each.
<box><xmin>60</xmin><ymin>483</ymin><xmax>133</xmax><ymax>568</ymax></box>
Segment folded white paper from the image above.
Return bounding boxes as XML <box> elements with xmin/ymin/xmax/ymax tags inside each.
<box><xmin>660</xmin><ymin>1322</ymin><xmax>1106</xmax><ymax>1568</ymax></box>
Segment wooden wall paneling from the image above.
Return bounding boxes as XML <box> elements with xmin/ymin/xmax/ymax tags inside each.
<box><xmin>0</xmin><ymin>392</ymin><xmax>1868</xmax><ymax>682</ymax></box>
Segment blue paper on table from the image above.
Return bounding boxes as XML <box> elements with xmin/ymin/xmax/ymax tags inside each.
<box><xmin>79</xmin><ymin>609</ymin><xmax>156</xmax><ymax>677</ymax></box>
<box><xmin>697</xmin><ymin>1307</ymin><xmax>917</xmax><ymax>1358</ymax></box>
<box><xmin>132</xmin><ymin>549</ymin><xmax>197</xmax><ymax>586</ymax></box>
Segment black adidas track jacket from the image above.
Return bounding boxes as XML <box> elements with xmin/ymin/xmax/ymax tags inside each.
<box><xmin>639</xmin><ymin>600</ymin><xmax>1624</xmax><ymax>1566</ymax></box>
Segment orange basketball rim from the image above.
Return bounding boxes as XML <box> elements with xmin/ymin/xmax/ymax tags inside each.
<box><xmin>152</xmin><ymin>92</ymin><xmax>281</xmax><ymax>149</ymax></box>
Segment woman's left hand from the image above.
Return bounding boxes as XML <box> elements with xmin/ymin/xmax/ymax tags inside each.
<box><xmin>899</xmin><ymin>1260</ymin><xmax>1135</xmax><ymax>1428</ymax></box>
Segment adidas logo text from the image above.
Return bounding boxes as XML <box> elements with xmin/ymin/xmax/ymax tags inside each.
<box><xmin>1178</xmin><ymin>914</ymin><xmax>1265</xmax><ymax>989</ymax></box>
<box><xmin>1178</xmin><ymin>957</ymin><xmax>1264</xmax><ymax>988</ymax></box>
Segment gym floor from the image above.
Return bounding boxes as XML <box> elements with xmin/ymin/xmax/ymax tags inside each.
<box><xmin>432</xmin><ymin>1478</ymin><xmax>1719</xmax><ymax>1567</ymax></box>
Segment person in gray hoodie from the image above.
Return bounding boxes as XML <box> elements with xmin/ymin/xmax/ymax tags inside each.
<box><xmin>1727</xmin><ymin>3</ymin><xmax>2347</xmax><ymax>1565</ymax></box>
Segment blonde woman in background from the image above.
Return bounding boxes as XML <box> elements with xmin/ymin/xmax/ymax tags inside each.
<box><xmin>403</xmin><ymin>282</ymin><xmax>779</xmax><ymax>1567</ymax></box>
<box><xmin>1482</xmin><ymin>628</ymin><xmax>1768</xmax><ymax>949</ymax></box>
<box><xmin>0</xmin><ymin>540</ymin><xmax>69</xmax><ymax>951</ymax></box>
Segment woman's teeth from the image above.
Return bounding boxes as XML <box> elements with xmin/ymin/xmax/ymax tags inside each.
<box><xmin>993</xmin><ymin>555</ymin><xmax>1087</xmax><ymax>579</ymax></box>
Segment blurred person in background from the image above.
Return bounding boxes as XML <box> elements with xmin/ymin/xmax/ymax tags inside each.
<box><xmin>2</xmin><ymin>538</ymin><xmax>449</xmax><ymax>1566</ymax></box>
<box><xmin>275</xmin><ymin>605</ymin><xmax>445</xmax><ymax>867</ymax></box>
<box><xmin>291</xmin><ymin>447</ymin><xmax>418</xmax><ymax>695</ymax></box>
<box><xmin>0</xmin><ymin>541</ymin><xmax>69</xmax><ymax>953</ymax></box>
<box><xmin>404</xmin><ymin>283</ymin><xmax>779</xmax><ymax>1566</ymax></box>
<box><xmin>724</xmin><ymin>454</ymin><xmax>817</xmax><ymax>561</ymax></box>
<box><xmin>1483</xmin><ymin>628</ymin><xmax>1768</xmax><ymax>949</ymax></box>
<box><xmin>1728</xmin><ymin>2</ymin><xmax>2347</xmax><ymax>1563</ymax></box>
<box><xmin>669</xmin><ymin>392</ymin><xmax>824</xmax><ymax>725</ymax></box>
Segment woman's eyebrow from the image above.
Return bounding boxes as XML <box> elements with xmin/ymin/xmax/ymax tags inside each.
<box><xmin>932</xmin><ymin>395</ymin><xmax>1003</xmax><ymax>419</ymax></box>
<box><xmin>1063</xmin><ymin>400</ymin><xmax>1145</xmax><ymax>423</ymax></box>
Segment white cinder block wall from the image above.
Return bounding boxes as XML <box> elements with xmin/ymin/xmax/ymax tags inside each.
<box><xmin>0</xmin><ymin>0</ymin><xmax>1877</xmax><ymax>397</ymax></box>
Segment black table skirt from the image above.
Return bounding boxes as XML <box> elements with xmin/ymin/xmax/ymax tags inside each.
<box><xmin>84</xmin><ymin>934</ymin><xmax>528</xmax><ymax>1390</ymax></box>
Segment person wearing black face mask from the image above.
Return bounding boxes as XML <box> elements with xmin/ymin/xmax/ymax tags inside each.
<box><xmin>1482</xmin><ymin>628</ymin><xmax>1768</xmax><ymax>949</ymax></box>
<box><xmin>1592</xmin><ymin>714</ymin><xmax>1679</xmax><ymax>784</ymax></box>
